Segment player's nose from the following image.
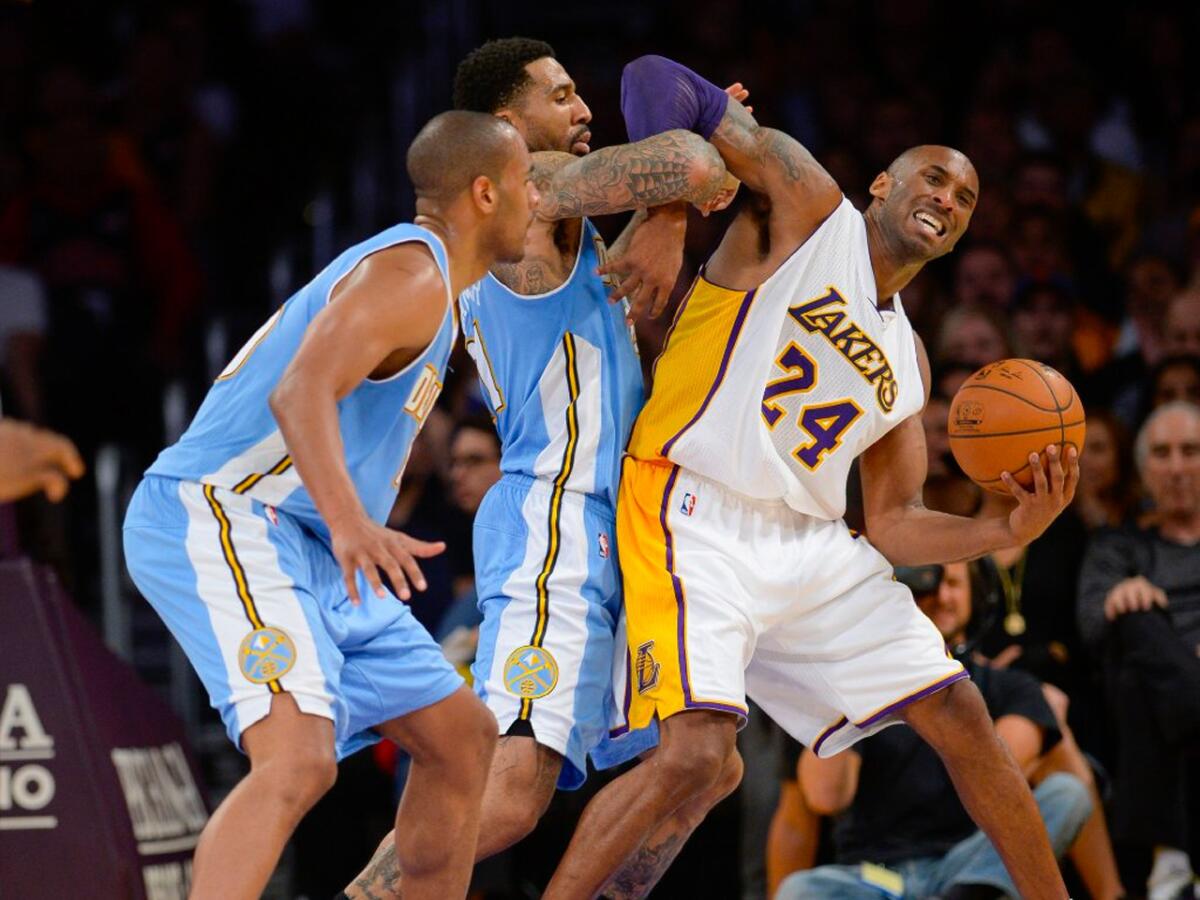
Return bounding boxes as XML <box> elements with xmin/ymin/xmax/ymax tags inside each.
<box><xmin>574</xmin><ymin>97</ymin><xmax>592</xmax><ymax>124</ymax></box>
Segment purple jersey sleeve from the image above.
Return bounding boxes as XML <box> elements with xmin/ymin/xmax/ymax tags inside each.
<box><xmin>620</xmin><ymin>55</ymin><xmax>729</xmax><ymax>142</ymax></box>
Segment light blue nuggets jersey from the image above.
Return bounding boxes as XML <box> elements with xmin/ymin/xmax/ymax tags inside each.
<box><xmin>146</xmin><ymin>224</ymin><xmax>456</xmax><ymax>537</ymax></box>
<box><xmin>459</xmin><ymin>219</ymin><xmax>644</xmax><ymax>506</ymax></box>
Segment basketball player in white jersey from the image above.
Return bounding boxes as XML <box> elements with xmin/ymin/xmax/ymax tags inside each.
<box><xmin>344</xmin><ymin>39</ymin><xmax>743</xmax><ymax>900</ymax></box>
<box><xmin>541</xmin><ymin>56</ymin><xmax>1081</xmax><ymax>899</ymax></box>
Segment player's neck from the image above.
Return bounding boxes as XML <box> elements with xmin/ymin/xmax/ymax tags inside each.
<box><xmin>413</xmin><ymin>212</ymin><xmax>492</xmax><ymax>294</ymax></box>
<box><xmin>864</xmin><ymin>211</ymin><xmax>923</xmax><ymax>304</ymax></box>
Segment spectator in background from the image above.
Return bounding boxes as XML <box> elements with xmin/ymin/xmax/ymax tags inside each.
<box><xmin>0</xmin><ymin>62</ymin><xmax>202</xmax><ymax>457</ymax></box>
<box><xmin>952</xmin><ymin>241</ymin><xmax>1016</xmax><ymax>311</ymax></box>
<box><xmin>776</xmin><ymin>563</ymin><xmax>1097</xmax><ymax>900</ymax></box>
<box><xmin>0</xmin><ymin>264</ymin><xmax>46</xmax><ymax>421</ymax></box>
<box><xmin>1073</xmin><ymin>409</ymin><xmax>1139</xmax><ymax>531</ymax></box>
<box><xmin>1077</xmin><ymin>401</ymin><xmax>1200</xmax><ymax>900</ymax></box>
<box><xmin>1138</xmin><ymin>355</ymin><xmax>1200</xmax><ymax>422</ymax></box>
<box><xmin>1010</xmin><ymin>279</ymin><xmax>1082</xmax><ymax>382</ymax></box>
<box><xmin>1164</xmin><ymin>290</ymin><xmax>1200</xmax><ymax>357</ymax></box>
<box><xmin>935</xmin><ymin>304</ymin><xmax>1013</xmax><ymax>371</ymax></box>
<box><xmin>922</xmin><ymin>385</ymin><xmax>980</xmax><ymax>518</ymax></box>
<box><xmin>0</xmin><ymin>417</ymin><xmax>84</xmax><ymax>502</ymax></box>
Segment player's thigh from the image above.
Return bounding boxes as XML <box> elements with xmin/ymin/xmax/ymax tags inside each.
<box><xmin>124</xmin><ymin>477</ymin><xmax>343</xmax><ymax>749</ymax></box>
<box><xmin>471</xmin><ymin>478</ymin><xmax>619</xmax><ymax>789</ymax></box>
<box><xmin>748</xmin><ymin>523</ymin><xmax>966</xmax><ymax>758</ymax></box>
<box><xmin>616</xmin><ymin>461</ymin><xmax>761</xmax><ymax>731</ymax></box>
<box><xmin>376</xmin><ymin>684</ymin><xmax>495</xmax><ymax>770</ymax></box>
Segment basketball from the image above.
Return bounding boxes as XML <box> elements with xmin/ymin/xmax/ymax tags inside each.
<box><xmin>947</xmin><ymin>359</ymin><xmax>1086</xmax><ymax>494</ymax></box>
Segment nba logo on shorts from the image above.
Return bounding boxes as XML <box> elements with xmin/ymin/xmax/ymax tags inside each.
<box><xmin>598</xmin><ymin>532</ymin><xmax>610</xmax><ymax>559</ymax></box>
<box><xmin>680</xmin><ymin>492</ymin><xmax>697</xmax><ymax>516</ymax></box>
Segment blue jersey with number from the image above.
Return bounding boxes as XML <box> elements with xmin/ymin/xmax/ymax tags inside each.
<box><xmin>458</xmin><ymin>219</ymin><xmax>644</xmax><ymax>507</ymax></box>
<box><xmin>146</xmin><ymin>224</ymin><xmax>456</xmax><ymax>538</ymax></box>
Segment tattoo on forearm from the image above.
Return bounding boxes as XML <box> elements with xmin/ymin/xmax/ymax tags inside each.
<box><xmin>351</xmin><ymin>836</ymin><xmax>401</xmax><ymax>900</ymax></box>
<box><xmin>712</xmin><ymin>99</ymin><xmax>822</xmax><ymax>188</ymax></box>
<box><xmin>536</xmin><ymin>132</ymin><xmax>724</xmax><ymax>220</ymax></box>
<box><xmin>602</xmin><ymin>832</ymin><xmax>686</xmax><ymax>899</ymax></box>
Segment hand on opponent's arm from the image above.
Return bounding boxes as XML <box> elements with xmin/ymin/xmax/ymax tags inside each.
<box><xmin>859</xmin><ymin>337</ymin><xmax>1080</xmax><ymax>566</ymax></box>
<box><xmin>268</xmin><ymin>243</ymin><xmax>445</xmax><ymax>605</ymax></box>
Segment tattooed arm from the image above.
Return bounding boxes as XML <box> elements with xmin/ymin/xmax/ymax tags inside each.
<box><xmin>532</xmin><ymin>129</ymin><xmax>726</xmax><ymax>221</ymax></box>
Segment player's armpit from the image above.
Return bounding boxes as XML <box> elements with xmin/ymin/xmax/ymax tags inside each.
<box><xmin>708</xmin><ymin>98</ymin><xmax>841</xmax><ymax>235</ymax></box>
<box><xmin>533</xmin><ymin>130</ymin><xmax>726</xmax><ymax>221</ymax></box>
<box><xmin>287</xmin><ymin>241</ymin><xmax>448</xmax><ymax>398</ymax></box>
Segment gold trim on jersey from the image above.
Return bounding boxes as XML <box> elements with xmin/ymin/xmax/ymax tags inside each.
<box><xmin>202</xmin><ymin>484</ymin><xmax>283</xmax><ymax>694</ymax></box>
<box><xmin>520</xmin><ymin>333</ymin><xmax>582</xmax><ymax>721</ymax></box>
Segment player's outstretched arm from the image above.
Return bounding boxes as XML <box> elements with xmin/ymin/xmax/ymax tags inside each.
<box><xmin>269</xmin><ymin>243</ymin><xmax>446</xmax><ymax>604</ymax></box>
<box><xmin>859</xmin><ymin>338</ymin><xmax>1079</xmax><ymax>566</ymax></box>
<box><xmin>531</xmin><ymin>129</ymin><xmax>726</xmax><ymax>221</ymax></box>
<box><xmin>620</xmin><ymin>55</ymin><xmax>841</xmax><ymax>237</ymax></box>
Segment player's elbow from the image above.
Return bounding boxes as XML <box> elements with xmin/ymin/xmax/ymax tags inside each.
<box><xmin>268</xmin><ymin>373</ymin><xmax>302</xmax><ymax>425</ymax></box>
<box><xmin>683</xmin><ymin>135</ymin><xmax>726</xmax><ymax>199</ymax></box>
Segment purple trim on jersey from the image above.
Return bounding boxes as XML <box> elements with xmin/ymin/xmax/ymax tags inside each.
<box><xmin>660</xmin><ymin>287</ymin><xmax>757</xmax><ymax>458</ymax></box>
<box><xmin>608</xmin><ymin>645</ymin><xmax>635</xmax><ymax>738</ymax></box>
<box><xmin>855</xmin><ymin>667</ymin><xmax>970</xmax><ymax>729</ymax></box>
<box><xmin>659</xmin><ymin>463</ymin><xmax>747</xmax><ymax>721</ymax></box>
<box><xmin>811</xmin><ymin>716</ymin><xmax>850</xmax><ymax>757</ymax></box>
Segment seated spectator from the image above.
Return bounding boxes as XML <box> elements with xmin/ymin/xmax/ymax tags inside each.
<box><xmin>1074</xmin><ymin>409</ymin><xmax>1138</xmax><ymax>531</ymax></box>
<box><xmin>1011</xmin><ymin>278</ymin><xmax>1083</xmax><ymax>382</ymax></box>
<box><xmin>935</xmin><ymin>304</ymin><xmax>1013</xmax><ymax>372</ymax></box>
<box><xmin>1077</xmin><ymin>401</ymin><xmax>1200</xmax><ymax>900</ymax></box>
<box><xmin>1136</xmin><ymin>355</ymin><xmax>1200</xmax><ymax>424</ymax></box>
<box><xmin>1164</xmin><ymin>291</ymin><xmax>1200</xmax><ymax>358</ymax></box>
<box><xmin>776</xmin><ymin>563</ymin><xmax>1107</xmax><ymax>900</ymax></box>
<box><xmin>952</xmin><ymin>241</ymin><xmax>1016</xmax><ymax>311</ymax></box>
<box><xmin>435</xmin><ymin>414</ymin><xmax>503</xmax><ymax>652</ymax></box>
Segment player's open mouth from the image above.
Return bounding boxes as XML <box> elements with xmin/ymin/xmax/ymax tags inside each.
<box><xmin>913</xmin><ymin>210</ymin><xmax>947</xmax><ymax>237</ymax></box>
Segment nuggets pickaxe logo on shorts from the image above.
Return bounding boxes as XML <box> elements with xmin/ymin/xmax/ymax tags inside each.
<box><xmin>503</xmin><ymin>645</ymin><xmax>559</xmax><ymax>699</ymax></box>
<box><xmin>238</xmin><ymin>626</ymin><xmax>296</xmax><ymax>684</ymax></box>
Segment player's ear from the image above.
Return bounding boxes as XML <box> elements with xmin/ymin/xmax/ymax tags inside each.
<box><xmin>868</xmin><ymin>170</ymin><xmax>892</xmax><ymax>202</ymax></box>
<box><xmin>472</xmin><ymin>174</ymin><xmax>498</xmax><ymax>214</ymax></box>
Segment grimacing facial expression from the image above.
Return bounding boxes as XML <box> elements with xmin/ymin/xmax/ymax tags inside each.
<box><xmin>873</xmin><ymin>147</ymin><xmax>979</xmax><ymax>262</ymax></box>
<box><xmin>506</xmin><ymin>56</ymin><xmax>592</xmax><ymax>156</ymax></box>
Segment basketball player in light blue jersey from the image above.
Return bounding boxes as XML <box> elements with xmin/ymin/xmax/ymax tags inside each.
<box><xmin>345</xmin><ymin>38</ymin><xmax>745</xmax><ymax>900</ymax></box>
<box><xmin>122</xmin><ymin>111</ymin><xmax>537</xmax><ymax>900</ymax></box>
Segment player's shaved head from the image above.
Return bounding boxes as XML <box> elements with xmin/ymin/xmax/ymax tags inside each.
<box><xmin>888</xmin><ymin>145</ymin><xmax>978</xmax><ymax>191</ymax></box>
<box><xmin>406</xmin><ymin>110</ymin><xmax>524</xmax><ymax>201</ymax></box>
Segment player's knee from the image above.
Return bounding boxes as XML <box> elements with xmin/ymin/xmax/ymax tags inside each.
<box><xmin>657</xmin><ymin>736</ymin><xmax>730</xmax><ymax>797</ymax></box>
<box><xmin>253</xmin><ymin>747</ymin><xmax>337</xmax><ymax>813</ymax></box>
<box><xmin>712</xmin><ymin>748</ymin><xmax>744</xmax><ymax>802</ymax></box>
<box><xmin>420</xmin><ymin>693</ymin><xmax>497</xmax><ymax>775</ymax></box>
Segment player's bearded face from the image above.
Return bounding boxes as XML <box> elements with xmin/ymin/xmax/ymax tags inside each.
<box><xmin>515</xmin><ymin>58</ymin><xmax>592</xmax><ymax>156</ymax></box>
<box><xmin>879</xmin><ymin>156</ymin><xmax>977</xmax><ymax>262</ymax></box>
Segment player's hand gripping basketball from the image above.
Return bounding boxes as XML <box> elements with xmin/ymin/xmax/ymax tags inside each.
<box><xmin>329</xmin><ymin>514</ymin><xmax>445</xmax><ymax>604</ymax></box>
<box><xmin>1000</xmin><ymin>443</ymin><xmax>1080</xmax><ymax>546</ymax></box>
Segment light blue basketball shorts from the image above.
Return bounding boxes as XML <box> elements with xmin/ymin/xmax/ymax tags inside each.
<box><xmin>471</xmin><ymin>474</ymin><xmax>658</xmax><ymax>790</ymax></box>
<box><xmin>123</xmin><ymin>475</ymin><xmax>463</xmax><ymax>760</ymax></box>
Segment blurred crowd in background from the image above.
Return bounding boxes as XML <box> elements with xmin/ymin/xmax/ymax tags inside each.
<box><xmin>1</xmin><ymin>1</ymin><xmax>1198</xmax><ymax>898</ymax></box>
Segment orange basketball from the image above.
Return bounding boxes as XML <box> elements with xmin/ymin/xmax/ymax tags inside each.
<box><xmin>947</xmin><ymin>359</ymin><xmax>1086</xmax><ymax>494</ymax></box>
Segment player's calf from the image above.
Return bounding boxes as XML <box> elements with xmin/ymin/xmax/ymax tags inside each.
<box><xmin>372</xmin><ymin>687</ymin><xmax>498</xmax><ymax>899</ymax></box>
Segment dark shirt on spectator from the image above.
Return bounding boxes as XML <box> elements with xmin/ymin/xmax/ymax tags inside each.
<box><xmin>832</xmin><ymin>660</ymin><xmax>1061</xmax><ymax>866</ymax></box>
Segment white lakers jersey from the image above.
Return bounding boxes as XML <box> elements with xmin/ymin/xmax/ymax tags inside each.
<box><xmin>627</xmin><ymin>197</ymin><xmax>924</xmax><ymax>519</ymax></box>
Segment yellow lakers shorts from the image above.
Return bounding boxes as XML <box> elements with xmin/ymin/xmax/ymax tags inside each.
<box><xmin>616</xmin><ymin>458</ymin><xmax>966</xmax><ymax>757</ymax></box>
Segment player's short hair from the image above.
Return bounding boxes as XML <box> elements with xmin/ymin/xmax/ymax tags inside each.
<box><xmin>453</xmin><ymin>37</ymin><xmax>556</xmax><ymax>113</ymax></box>
<box><xmin>406</xmin><ymin>110</ymin><xmax>521</xmax><ymax>200</ymax></box>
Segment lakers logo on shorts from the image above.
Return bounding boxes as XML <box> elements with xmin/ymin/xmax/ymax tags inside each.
<box><xmin>503</xmin><ymin>645</ymin><xmax>558</xmax><ymax>699</ymax></box>
<box><xmin>635</xmin><ymin>641</ymin><xmax>660</xmax><ymax>694</ymax></box>
<box><xmin>238</xmin><ymin>626</ymin><xmax>296</xmax><ymax>684</ymax></box>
